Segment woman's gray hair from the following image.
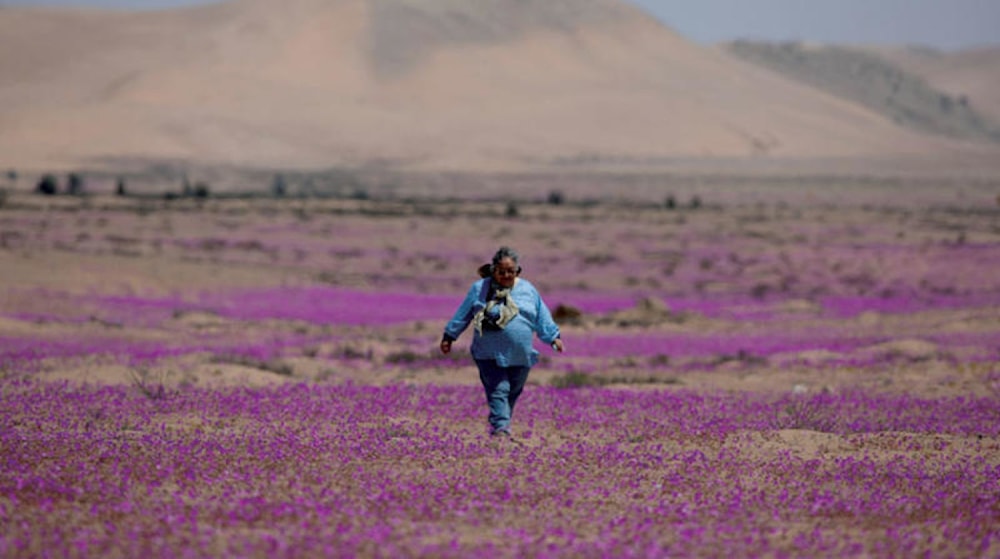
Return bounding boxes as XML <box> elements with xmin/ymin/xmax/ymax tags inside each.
<box><xmin>492</xmin><ymin>246</ymin><xmax>520</xmax><ymax>268</ymax></box>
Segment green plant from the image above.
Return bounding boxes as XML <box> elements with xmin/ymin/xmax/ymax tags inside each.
<box><xmin>211</xmin><ymin>355</ymin><xmax>294</xmax><ymax>376</ymax></box>
<box><xmin>610</xmin><ymin>374</ymin><xmax>680</xmax><ymax>386</ymax></box>
<box><xmin>551</xmin><ymin>303</ymin><xmax>583</xmax><ymax>325</ymax></box>
<box><xmin>771</xmin><ymin>396</ymin><xmax>840</xmax><ymax>432</ymax></box>
<box><xmin>316</xmin><ymin>368</ymin><xmax>338</xmax><ymax>382</ymax></box>
<box><xmin>127</xmin><ymin>367</ymin><xmax>172</xmax><ymax>400</ymax></box>
<box><xmin>338</xmin><ymin>345</ymin><xmax>373</xmax><ymax>360</ymax></box>
<box><xmin>550</xmin><ymin>371</ymin><xmax>606</xmax><ymax>388</ymax></box>
<box><xmin>385</xmin><ymin>350</ymin><xmax>426</xmax><ymax>364</ymax></box>
<box><xmin>648</xmin><ymin>354</ymin><xmax>671</xmax><ymax>367</ymax></box>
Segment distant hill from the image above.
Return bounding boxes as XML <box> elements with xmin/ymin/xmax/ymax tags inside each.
<box><xmin>0</xmin><ymin>0</ymin><xmax>996</xmax><ymax>175</ymax></box>
<box><xmin>724</xmin><ymin>40</ymin><xmax>1000</xmax><ymax>144</ymax></box>
<box><xmin>872</xmin><ymin>45</ymin><xmax>1000</xmax><ymax>126</ymax></box>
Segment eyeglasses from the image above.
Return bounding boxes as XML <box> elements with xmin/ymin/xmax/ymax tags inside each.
<box><xmin>494</xmin><ymin>267</ymin><xmax>518</xmax><ymax>277</ymax></box>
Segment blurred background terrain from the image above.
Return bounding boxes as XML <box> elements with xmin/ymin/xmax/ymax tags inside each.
<box><xmin>1</xmin><ymin>0</ymin><xmax>998</xmax><ymax>193</ymax></box>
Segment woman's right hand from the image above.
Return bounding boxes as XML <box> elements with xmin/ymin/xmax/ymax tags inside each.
<box><xmin>440</xmin><ymin>339</ymin><xmax>452</xmax><ymax>354</ymax></box>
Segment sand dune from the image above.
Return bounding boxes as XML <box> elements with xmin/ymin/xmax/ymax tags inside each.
<box><xmin>0</xmin><ymin>0</ymin><xmax>995</xmax><ymax>173</ymax></box>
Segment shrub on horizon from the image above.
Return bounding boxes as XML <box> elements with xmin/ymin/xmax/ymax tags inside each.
<box><xmin>192</xmin><ymin>182</ymin><xmax>211</xmax><ymax>198</ymax></box>
<box><xmin>505</xmin><ymin>201</ymin><xmax>519</xmax><ymax>217</ymax></box>
<box><xmin>272</xmin><ymin>174</ymin><xmax>287</xmax><ymax>197</ymax></box>
<box><xmin>35</xmin><ymin>174</ymin><xmax>58</xmax><ymax>195</ymax></box>
<box><xmin>67</xmin><ymin>173</ymin><xmax>84</xmax><ymax>196</ymax></box>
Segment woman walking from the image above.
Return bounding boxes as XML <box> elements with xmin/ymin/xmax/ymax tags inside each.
<box><xmin>440</xmin><ymin>246</ymin><xmax>564</xmax><ymax>438</ymax></box>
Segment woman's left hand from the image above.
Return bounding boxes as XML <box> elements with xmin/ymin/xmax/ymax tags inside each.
<box><xmin>551</xmin><ymin>338</ymin><xmax>564</xmax><ymax>353</ymax></box>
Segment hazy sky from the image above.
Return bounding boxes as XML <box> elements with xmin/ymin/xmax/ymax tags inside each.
<box><xmin>3</xmin><ymin>0</ymin><xmax>999</xmax><ymax>50</ymax></box>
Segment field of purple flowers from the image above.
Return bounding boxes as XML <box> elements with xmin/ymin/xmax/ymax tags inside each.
<box><xmin>2</xmin><ymin>188</ymin><xmax>999</xmax><ymax>556</ymax></box>
<box><xmin>3</xmin><ymin>380</ymin><xmax>999</xmax><ymax>557</ymax></box>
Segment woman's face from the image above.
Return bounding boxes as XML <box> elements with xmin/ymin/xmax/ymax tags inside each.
<box><xmin>492</xmin><ymin>257</ymin><xmax>519</xmax><ymax>288</ymax></box>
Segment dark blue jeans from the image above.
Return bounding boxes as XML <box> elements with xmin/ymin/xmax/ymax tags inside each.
<box><xmin>475</xmin><ymin>359</ymin><xmax>530</xmax><ymax>433</ymax></box>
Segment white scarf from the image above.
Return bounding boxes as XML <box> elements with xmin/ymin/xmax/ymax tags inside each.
<box><xmin>473</xmin><ymin>282</ymin><xmax>519</xmax><ymax>335</ymax></box>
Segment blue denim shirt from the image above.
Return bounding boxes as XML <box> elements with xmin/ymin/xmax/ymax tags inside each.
<box><xmin>444</xmin><ymin>278</ymin><xmax>561</xmax><ymax>367</ymax></box>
